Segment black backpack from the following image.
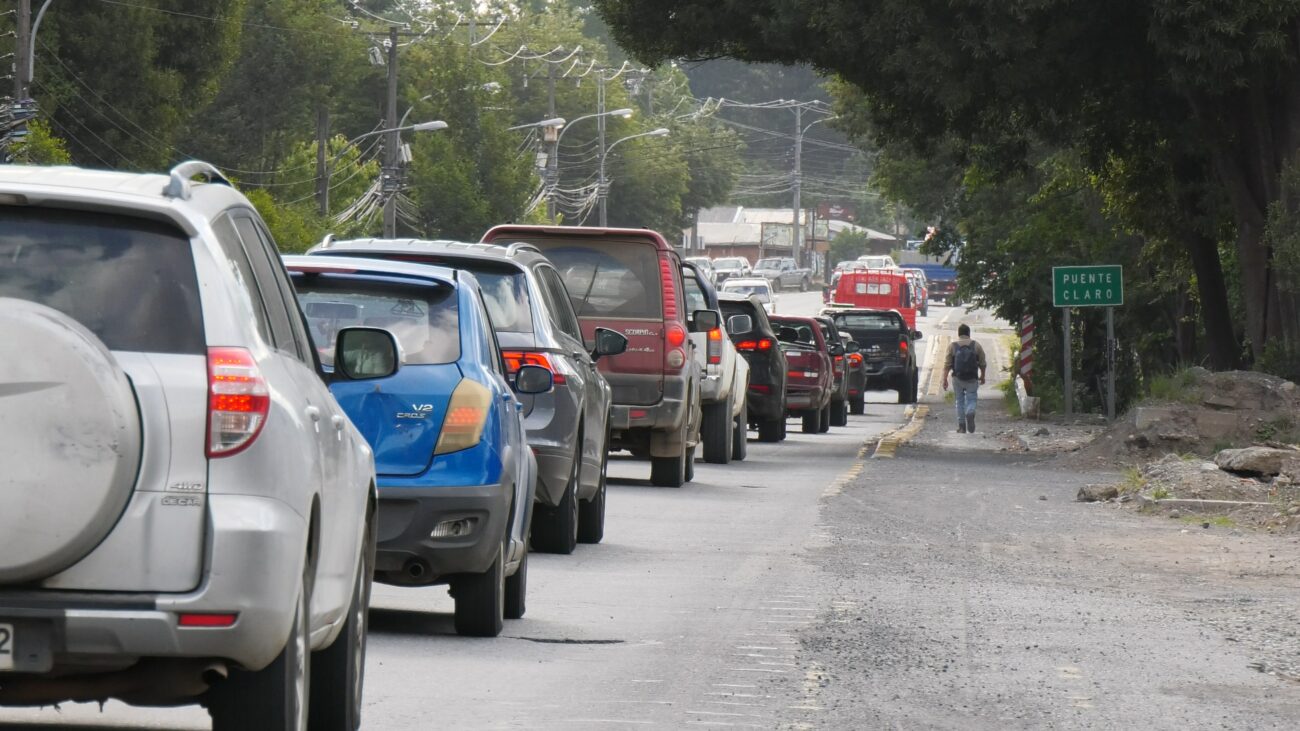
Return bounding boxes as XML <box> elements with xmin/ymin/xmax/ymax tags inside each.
<box><xmin>953</xmin><ymin>342</ymin><xmax>979</xmax><ymax>380</ymax></box>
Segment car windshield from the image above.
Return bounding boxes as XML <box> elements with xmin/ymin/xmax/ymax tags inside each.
<box><xmin>831</xmin><ymin>313</ymin><xmax>902</xmax><ymax>331</ymax></box>
<box><xmin>714</xmin><ymin>259</ymin><xmax>744</xmax><ymax>270</ymax></box>
<box><xmin>294</xmin><ymin>276</ymin><xmax>460</xmax><ymax>366</ymax></box>
<box><xmin>722</xmin><ymin>283</ymin><xmax>771</xmax><ymax>302</ymax></box>
<box><xmin>516</xmin><ymin>239</ymin><xmax>663</xmax><ymax>319</ymax></box>
<box><xmin>0</xmin><ymin>207</ymin><xmax>205</xmax><ymax>354</ymax></box>
<box><xmin>754</xmin><ymin>258</ymin><xmax>781</xmax><ymax>269</ymax></box>
<box><xmin>458</xmin><ymin>266</ymin><xmax>533</xmax><ymax>333</ymax></box>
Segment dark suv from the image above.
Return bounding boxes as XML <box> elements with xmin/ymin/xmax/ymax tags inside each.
<box><xmin>814</xmin><ymin>316</ymin><xmax>851</xmax><ymax>427</ymax></box>
<box><xmin>718</xmin><ymin>293</ymin><xmax>788</xmax><ymax>442</ymax></box>
<box><xmin>482</xmin><ymin>226</ymin><xmax>715</xmax><ymax>488</ymax></box>
<box><xmin>824</xmin><ymin>307</ymin><xmax>921</xmax><ymax>404</ymax></box>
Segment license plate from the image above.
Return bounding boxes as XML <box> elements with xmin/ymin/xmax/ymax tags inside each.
<box><xmin>0</xmin><ymin>622</ymin><xmax>13</xmax><ymax>670</ymax></box>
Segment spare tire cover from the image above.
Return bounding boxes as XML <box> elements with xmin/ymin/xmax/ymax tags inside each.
<box><xmin>0</xmin><ymin>298</ymin><xmax>142</xmax><ymax>583</ymax></box>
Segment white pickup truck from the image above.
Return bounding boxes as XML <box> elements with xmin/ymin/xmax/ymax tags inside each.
<box><xmin>682</xmin><ymin>261</ymin><xmax>751</xmax><ymax>464</ymax></box>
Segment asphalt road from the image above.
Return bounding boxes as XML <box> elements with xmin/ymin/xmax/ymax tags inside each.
<box><xmin>1</xmin><ymin>291</ymin><xmax>953</xmax><ymax>729</ymax></box>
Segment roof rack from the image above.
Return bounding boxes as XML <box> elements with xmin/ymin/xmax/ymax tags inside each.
<box><xmin>504</xmin><ymin>242</ymin><xmax>542</xmax><ymax>257</ymax></box>
<box><xmin>318</xmin><ymin>233</ymin><xmax>335</xmax><ymax>249</ymax></box>
<box><xmin>163</xmin><ymin>161</ymin><xmax>231</xmax><ymax>200</ymax></box>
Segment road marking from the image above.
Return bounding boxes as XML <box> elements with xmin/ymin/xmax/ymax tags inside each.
<box><xmin>727</xmin><ymin>667</ymin><xmax>790</xmax><ymax>673</ymax></box>
<box><xmin>712</xmin><ymin>683</ymin><xmax>758</xmax><ymax>688</ymax></box>
<box><xmin>925</xmin><ymin>334</ymin><xmax>950</xmax><ymax>397</ymax></box>
<box><xmin>872</xmin><ymin>405</ymin><xmax>930</xmax><ymax>459</ymax></box>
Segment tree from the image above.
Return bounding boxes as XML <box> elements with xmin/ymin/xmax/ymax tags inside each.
<box><xmin>592</xmin><ymin>0</ymin><xmax>1299</xmax><ymax>371</ymax></box>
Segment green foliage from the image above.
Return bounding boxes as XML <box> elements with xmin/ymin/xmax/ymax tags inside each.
<box><xmin>245</xmin><ymin>188</ymin><xmax>328</xmax><ymax>253</ymax></box>
<box><xmin>1146</xmin><ymin>369</ymin><xmax>1201</xmax><ymax>404</ymax></box>
<box><xmin>828</xmin><ymin>230</ymin><xmax>868</xmax><ymax>264</ymax></box>
<box><xmin>1120</xmin><ymin>467</ymin><xmax>1149</xmax><ymax>495</ymax></box>
<box><xmin>9</xmin><ymin>121</ymin><xmax>72</xmax><ymax>165</ymax></box>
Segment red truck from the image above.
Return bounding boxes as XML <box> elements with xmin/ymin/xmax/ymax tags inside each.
<box><xmin>769</xmin><ymin>315</ymin><xmax>834</xmax><ymax>434</ymax></box>
<box><xmin>829</xmin><ymin>270</ymin><xmax>918</xmax><ymax>331</ymax></box>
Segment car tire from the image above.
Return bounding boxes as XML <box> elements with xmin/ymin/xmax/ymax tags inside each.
<box><xmin>452</xmin><ymin>543</ymin><xmax>505</xmax><ymax>637</ymax></box>
<box><xmin>308</xmin><ymin>508</ymin><xmax>375</xmax><ymax>731</ymax></box>
<box><xmin>818</xmin><ymin>404</ymin><xmax>831</xmax><ymax>433</ymax></box>
<box><xmin>801</xmin><ymin>409</ymin><xmax>819</xmax><ymax>434</ymax></box>
<box><xmin>684</xmin><ymin>445</ymin><xmax>696</xmax><ymax>482</ymax></box>
<box><xmin>702</xmin><ymin>398</ymin><xmax>733</xmax><ymax>464</ymax></box>
<box><xmin>758</xmin><ymin>416</ymin><xmax>784</xmax><ymax>443</ymax></box>
<box><xmin>731</xmin><ymin>408</ymin><xmax>748</xmax><ymax>461</ymax></box>
<box><xmin>897</xmin><ymin>373</ymin><xmax>914</xmax><ymax>404</ymax></box>
<box><xmin>912</xmin><ymin>371</ymin><xmax>921</xmax><ymax>403</ymax></box>
<box><xmin>849</xmin><ymin>394</ymin><xmax>865</xmax><ymax>415</ymax></box>
<box><xmin>577</xmin><ymin>428</ymin><xmax>609</xmax><ymax>544</ymax></box>
<box><xmin>532</xmin><ymin>442</ymin><xmax>580</xmax><ymax>555</ymax></box>
<box><xmin>209</xmin><ymin>561</ymin><xmax>310</xmax><ymax>731</ymax></box>
<box><xmin>650</xmin><ymin>448</ymin><xmax>687</xmax><ymax>488</ymax></box>
<box><xmin>504</xmin><ymin>544</ymin><xmax>527</xmax><ymax>620</ymax></box>
<box><xmin>831</xmin><ymin>399</ymin><xmax>849</xmax><ymax>427</ymax></box>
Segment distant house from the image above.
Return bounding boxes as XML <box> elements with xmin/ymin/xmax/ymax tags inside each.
<box><xmin>683</xmin><ymin>206</ymin><xmax>897</xmax><ymax>264</ymax></box>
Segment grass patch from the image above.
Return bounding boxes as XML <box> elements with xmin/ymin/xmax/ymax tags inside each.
<box><xmin>1119</xmin><ymin>467</ymin><xmax>1149</xmax><ymax>494</ymax></box>
<box><xmin>1180</xmin><ymin>515</ymin><xmax>1236</xmax><ymax>528</ymax></box>
<box><xmin>1146</xmin><ymin>368</ymin><xmax>1201</xmax><ymax>404</ymax></box>
<box><xmin>1000</xmin><ymin>377</ymin><xmax>1021</xmax><ymax>417</ymax></box>
<box><xmin>1150</xmin><ymin>486</ymin><xmax>1172</xmax><ymax>500</ymax></box>
<box><xmin>944</xmin><ymin>390</ymin><xmax>956</xmax><ymax>404</ymax></box>
<box><xmin>1255</xmin><ymin>416</ymin><xmax>1300</xmax><ymax>445</ymax></box>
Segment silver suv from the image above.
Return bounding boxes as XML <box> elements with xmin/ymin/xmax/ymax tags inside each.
<box><xmin>307</xmin><ymin>238</ymin><xmax>628</xmax><ymax>554</ymax></box>
<box><xmin>0</xmin><ymin>162</ymin><xmax>383</xmax><ymax>730</ymax></box>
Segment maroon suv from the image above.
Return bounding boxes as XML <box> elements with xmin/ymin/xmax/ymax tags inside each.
<box><xmin>769</xmin><ymin>315</ymin><xmax>834</xmax><ymax>434</ymax></box>
<box><xmin>482</xmin><ymin>225</ymin><xmax>711</xmax><ymax>487</ymax></box>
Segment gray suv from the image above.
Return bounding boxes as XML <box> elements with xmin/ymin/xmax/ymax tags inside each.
<box><xmin>0</xmin><ymin>162</ymin><xmax>383</xmax><ymax>730</ymax></box>
<box><xmin>307</xmin><ymin>238</ymin><xmax>628</xmax><ymax>554</ymax></box>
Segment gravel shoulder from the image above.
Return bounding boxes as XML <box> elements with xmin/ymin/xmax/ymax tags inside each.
<box><xmin>775</xmin><ymin>401</ymin><xmax>1300</xmax><ymax>730</ymax></box>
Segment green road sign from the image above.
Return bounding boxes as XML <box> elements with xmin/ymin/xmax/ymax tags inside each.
<box><xmin>1053</xmin><ymin>265</ymin><xmax>1123</xmax><ymax>307</ymax></box>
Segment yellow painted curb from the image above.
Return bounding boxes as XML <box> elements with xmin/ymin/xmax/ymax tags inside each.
<box><xmin>872</xmin><ymin>405</ymin><xmax>930</xmax><ymax>459</ymax></box>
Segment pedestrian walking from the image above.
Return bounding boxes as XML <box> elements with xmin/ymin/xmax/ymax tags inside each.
<box><xmin>941</xmin><ymin>324</ymin><xmax>987</xmax><ymax>433</ymax></box>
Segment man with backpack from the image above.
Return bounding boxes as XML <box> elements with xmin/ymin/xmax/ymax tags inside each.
<box><xmin>941</xmin><ymin>323</ymin><xmax>987</xmax><ymax>433</ymax></box>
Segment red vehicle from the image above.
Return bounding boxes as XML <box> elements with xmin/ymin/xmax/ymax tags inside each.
<box><xmin>482</xmin><ymin>225</ymin><xmax>712</xmax><ymax>488</ymax></box>
<box><xmin>830</xmin><ymin>270</ymin><xmax>918</xmax><ymax>330</ymax></box>
<box><xmin>769</xmin><ymin>315</ymin><xmax>834</xmax><ymax>434</ymax></box>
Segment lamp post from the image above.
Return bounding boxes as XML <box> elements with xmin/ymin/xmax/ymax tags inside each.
<box><xmin>318</xmin><ymin>121</ymin><xmax>446</xmax><ymax>234</ymax></box>
<box><xmin>550</xmin><ymin>108</ymin><xmax>632</xmax><ymax>221</ymax></box>
<box><xmin>507</xmin><ymin>118</ymin><xmax>566</xmax><ymax>210</ymax></box>
<box><xmin>598</xmin><ymin>127</ymin><xmax>670</xmax><ymax>227</ymax></box>
<box><xmin>794</xmin><ymin>114</ymin><xmax>836</xmax><ymax>268</ymax></box>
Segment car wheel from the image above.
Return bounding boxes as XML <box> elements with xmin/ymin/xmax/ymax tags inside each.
<box><xmin>684</xmin><ymin>444</ymin><xmax>696</xmax><ymax>482</ymax></box>
<box><xmin>452</xmin><ymin>543</ymin><xmax>505</xmax><ymax>637</ymax></box>
<box><xmin>850</xmin><ymin>394</ymin><xmax>865</xmax><ymax>415</ymax></box>
<box><xmin>504</xmin><ymin>543</ymin><xmax>527</xmax><ymax>620</ymax></box>
<box><xmin>731</xmin><ymin>408</ymin><xmax>748</xmax><ymax>461</ymax></box>
<box><xmin>801</xmin><ymin>409</ymin><xmax>819</xmax><ymax>434</ymax></box>
<box><xmin>758</xmin><ymin>416</ymin><xmax>784</xmax><ymax>442</ymax></box>
<box><xmin>209</xmin><ymin>561</ymin><xmax>310</xmax><ymax>731</ymax></box>
<box><xmin>531</xmin><ymin>441</ymin><xmax>580</xmax><ymax>555</ymax></box>
<box><xmin>897</xmin><ymin>372</ymin><xmax>914</xmax><ymax>404</ymax></box>
<box><xmin>818</xmin><ymin>404</ymin><xmax>831</xmax><ymax>433</ymax></box>
<box><xmin>831</xmin><ymin>399</ymin><xmax>849</xmax><ymax>427</ymax></box>
<box><xmin>307</xmin><ymin>509</ymin><xmax>375</xmax><ymax>731</ymax></box>
<box><xmin>578</xmin><ymin>427</ymin><xmax>609</xmax><ymax>544</ymax></box>
<box><xmin>912</xmin><ymin>371</ymin><xmax>921</xmax><ymax>403</ymax></box>
<box><xmin>702</xmin><ymin>398</ymin><xmax>733</xmax><ymax>464</ymax></box>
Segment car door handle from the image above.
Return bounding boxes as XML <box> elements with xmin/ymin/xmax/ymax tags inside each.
<box><xmin>305</xmin><ymin>405</ymin><xmax>322</xmax><ymax>421</ymax></box>
<box><xmin>331</xmin><ymin>415</ymin><xmax>345</xmax><ymax>430</ymax></box>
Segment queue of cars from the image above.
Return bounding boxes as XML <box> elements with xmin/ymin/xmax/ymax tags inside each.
<box><xmin>0</xmin><ymin>161</ymin><xmax>926</xmax><ymax>728</ymax></box>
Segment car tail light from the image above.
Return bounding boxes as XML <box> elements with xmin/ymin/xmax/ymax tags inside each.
<box><xmin>206</xmin><ymin>347</ymin><xmax>270</xmax><ymax>458</ymax></box>
<box><xmin>501</xmin><ymin>351</ymin><xmax>566</xmax><ymax>386</ymax></box>
<box><xmin>707</xmin><ymin>328</ymin><xmax>723</xmax><ymax>365</ymax></box>
<box><xmin>665</xmin><ymin>323</ymin><xmax>687</xmax><ymax>371</ymax></box>
<box><xmin>849</xmin><ymin>353</ymin><xmax>864</xmax><ymax>367</ymax></box>
<box><xmin>435</xmin><ymin>379</ymin><xmax>491</xmax><ymax>455</ymax></box>
<box><xmin>736</xmin><ymin>338</ymin><xmax>773</xmax><ymax>352</ymax></box>
<box><xmin>899</xmin><ymin>338</ymin><xmax>909</xmax><ymax>356</ymax></box>
<box><xmin>178</xmin><ymin>613</ymin><xmax>238</xmax><ymax>628</ymax></box>
<box><xmin>659</xmin><ymin>256</ymin><xmax>679</xmax><ymax>320</ymax></box>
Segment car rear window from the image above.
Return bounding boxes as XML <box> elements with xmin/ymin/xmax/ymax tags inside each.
<box><xmin>831</xmin><ymin>313</ymin><xmax>902</xmax><ymax>331</ymax></box>
<box><xmin>719</xmin><ymin>300</ymin><xmax>753</xmax><ymax>319</ymax></box>
<box><xmin>721</xmin><ymin>282</ymin><xmax>771</xmax><ymax>302</ymax></box>
<box><xmin>0</xmin><ymin>207</ymin><xmax>204</xmax><ymax>354</ymax></box>
<box><xmin>522</xmin><ymin>239</ymin><xmax>662</xmax><ymax>319</ymax></box>
<box><xmin>292</xmin><ymin>275</ymin><xmax>460</xmax><ymax>366</ymax></box>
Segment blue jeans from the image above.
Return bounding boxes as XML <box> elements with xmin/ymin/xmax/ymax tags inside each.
<box><xmin>953</xmin><ymin>377</ymin><xmax>979</xmax><ymax>425</ymax></box>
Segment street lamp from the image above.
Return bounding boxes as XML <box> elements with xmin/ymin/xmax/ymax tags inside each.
<box><xmin>598</xmin><ymin>127</ymin><xmax>670</xmax><ymax>227</ymax></box>
<box><xmin>546</xmin><ymin>108</ymin><xmax>633</xmax><ymax>221</ymax></box>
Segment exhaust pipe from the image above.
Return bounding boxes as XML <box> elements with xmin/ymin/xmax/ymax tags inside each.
<box><xmin>404</xmin><ymin>558</ymin><xmax>428</xmax><ymax>579</ymax></box>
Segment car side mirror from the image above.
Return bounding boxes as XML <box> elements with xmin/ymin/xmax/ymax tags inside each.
<box><xmin>912</xmin><ymin>330</ymin><xmax>924</xmax><ymax>340</ymax></box>
<box><xmin>514</xmin><ymin>364</ymin><xmax>554</xmax><ymax>394</ymax></box>
<box><xmin>591</xmin><ymin>327</ymin><xmax>628</xmax><ymax>360</ymax></box>
<box><xmin>726</xmin><ymin>314</ymin><xmax>754</xmax><ymax>336</ymax></box>
<box><xmin>777</xmin><ymin>326</ymin><xmax>799</xmax><ymax>343</ymax></box>
<box><xmin>829</xmin><ymin>343</ymin><xmax>845</xmax><ymax>357</ymax></box>
<box><xmin>335</xmin><ymin>327</ymin><xmax>401</xmax><ymax>380</ymax></box>
<box><xmin>691</xmin><ymin>309</ymin><xmax>720</xmax><ymax>333</ymax></box>
<box><xmin>845</xmin><ymin>341</ymin><xmax>861</xmax><ymax>354</ymax></box>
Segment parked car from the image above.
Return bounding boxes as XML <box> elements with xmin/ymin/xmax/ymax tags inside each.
<box><xmin>285</xmin><ymin>255</ymin><xmax>548</xmax><ymax>638</ymax></box>
<box><xmin>917</xmin><ymin>262</ymin><xmax>959</xmax><ymax>305</ymax></box>
<box><xmin>839</xmin><ymin>330</ymin><xmax>869</xmax><ymax>414</ymax></box>
<box><xmin>683</xmin><ymin>261</ymin><xmax>751</xmax><ymax>464</ymax></box>
<box><xmin>0</xmin><ymin>162</ymin><xmax>379</xmax><ymax>728</ymax></box>
<box><xmin>814</xmin><ymin>316</ymin><xmax>851</xmax><ymax>427</ymax></box>
<box><xmin>769</xmin><ymin>315</ymin><xmax>834</xmax><ymax>433</ymax></box>
<box><xmin>304</xmin><ymin>238</ymin><xmax>628</xmax><ymax>554</ymax></box>
<box><xmin>712</xmin><ymin>256</ymin><xmax>752</xmax><ymax>283</ymax></box>
<box><xmin>720</xmin><ymin>276</ymin><xmax>778</xmax><ymax>314</ymax></box>
<box><xmin>718</xmin><ymin>293</ymin><xmax>789</xmax><ymax>442</ymax></box>
<box><xmin>829</xmin><ymin>270</ymin><xmax>919</xmax><ymax>330</ymax></box>
<box><xmin>684</xmin><ymin>256</ymin><xmax>717</xmax><ymax>283</ymax></box>
<box><xmin>856</xmin><ymin>254</ymin><xmax>900</xmax><ymax>270</ymax></box>
<box><xmin>903</xmin><ymin>268</ymin><xmax>930</xmax><ymax>317</ymax></box>
<box><xmin>823</xmin><ymin>307</ymin><xmax>922</xmax><ymax>404</ymax></box>
<box><xmin>753</xmin><ymin>256</ymin><xmax>814</xmax><ymax>291</ymax></box>
<box><xmin>482</xmin><ymin>225</ymin><xmax>711</xmax><ymax>488</ymax></box>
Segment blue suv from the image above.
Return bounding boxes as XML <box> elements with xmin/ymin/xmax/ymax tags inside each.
<box><xmin>284</xmin><ymin>255</ymin><xmax>550</xmax><ymax>637</ymax></box>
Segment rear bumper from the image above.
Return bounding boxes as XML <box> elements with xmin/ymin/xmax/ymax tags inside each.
<box><xmin>373</xmin><ymin>482</ymin><xmax>511</xmax><ymax>585</ymax></box>
<box><xmin>785</xmin><ymin>385</ymin><xmax>828</xmax><ymax>412</ymax></box>
<box><xmin>609</xmin><ymin>373</ymin><xmax>689</xmax><ymax>434</ymax></box>
<box><xmin>864</xmin><ymin>361</ymin><xmax>907</xmax><ymax>389</ymax></box>
<box><xmin>0</xmin><ymin>495</ymin><xmax>308</xmax><ymax>675</ymax></box>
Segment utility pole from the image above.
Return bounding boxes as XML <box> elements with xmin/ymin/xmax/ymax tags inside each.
<box><xmin>316</xmin><ymin>105</ymin><xmax>330</xmax><ymax>216</ymax></box>
<box><xmin>382</xmin><ymin>26</ymin><xmax>399</xmax><ymax>238</ymax></box>
<box><xmin>546</xmin><ymin>63</ymin><xmax>558</xmax><ymax>221</ymax></box>
<box><xmin>597</xmin><ymin>77</ymin><xmax>608</xmax><ymax>226</ymax></box>
<box><xmin>792</xmin><ymin>104</ymin><xmax>803</xmax><ymax>267</ymax></box>
<box><xmin>15</xmin><ymin>0</ymin><xmax>31</xmax><ymax>102</ymax></box>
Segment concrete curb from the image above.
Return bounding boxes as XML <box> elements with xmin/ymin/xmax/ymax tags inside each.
<box><xmin>873</xmin><ymin>405</ymin><xmax>930</xmax><ymax>459</ymax></box>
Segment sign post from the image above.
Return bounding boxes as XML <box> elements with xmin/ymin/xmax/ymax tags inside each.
<box><xmin>1052</xmin><ymin>265</ymin><xmax>1124</xmax><ymax>421</ymax></box>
